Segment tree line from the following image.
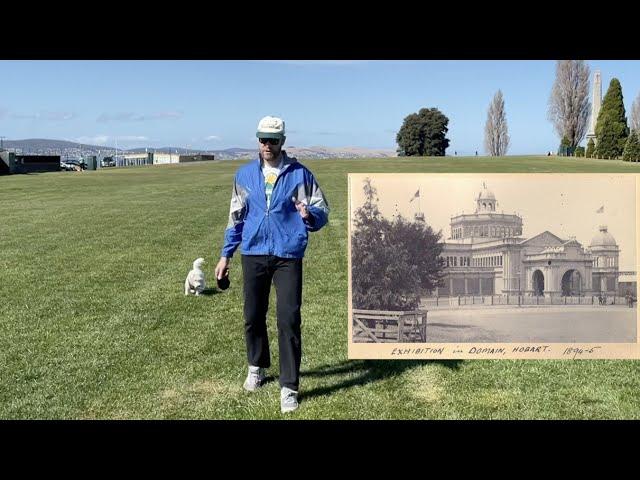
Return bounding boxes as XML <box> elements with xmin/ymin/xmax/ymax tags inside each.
<box><xmin>395</xmin><ymin>60</ymin><xmax>640</xmax><ymax>161</ymax></box>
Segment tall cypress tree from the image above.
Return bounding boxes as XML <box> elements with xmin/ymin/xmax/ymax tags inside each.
<box><xmin>622</xmin><ymin>131</ymin><xmax>640</xmax><ymax>162</ymax></box>
<box><xmin>595</xmin><ymin>78</ymin><xmax>629</xmax><ymax>159</ymax></box>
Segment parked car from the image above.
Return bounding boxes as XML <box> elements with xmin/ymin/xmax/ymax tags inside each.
<box><xmin>100</xmin><ymin>157</ymin><xmax>116</xmax><ymax>167</ymax></box>
<box><xmin>61</xmin><ymin>160</ymin><xmax>85</xmax><ymax>171</ymax></box>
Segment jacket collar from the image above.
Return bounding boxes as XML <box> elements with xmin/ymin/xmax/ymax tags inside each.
<box><xmin>257</xmin><ymin>150</ymin><xmax>297</xmax><ymax>170</ymax></box>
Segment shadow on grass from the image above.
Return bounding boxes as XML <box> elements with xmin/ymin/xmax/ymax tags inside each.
<box><xmin>299</xmin><ymin>359</ymin><xmax>463</xmax><ymax>402</ymax></box>
<box><xmin>200</xmin><ymin>288</ymin><xmax>222</xmax><ymax>296</ymax></box>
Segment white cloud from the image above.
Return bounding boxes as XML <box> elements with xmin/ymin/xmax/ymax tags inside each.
<box><xmin>75</xmin><ymin>135</ymin><xmax>110</xmax><ymax>145</ymax></box>
<box><xmin>97</xmin><ymin>111</ymin><xmax>183</xmax><ymax>122</ymax></box>
<box><xmin>74</xmin><ymin>135</ymin><xmax>149</xmax><ymax>146</ymax></box>
<box><xmin>10</xmin><ymin>111</ymin><xmax>76</xmax><ymax>121</ymax></box>
<box><xmin>43</xmin><ymin>111</ymin><xmax>76</xmax><ymax>121</ymax></box>
<box><xmin>97</xmin><ymin>113</ymin><xmax>134</xmax><ymax>122</ymax></box>
<box><xmin>205</xmin><ymin>135</ymin><xmax>221</xmax><ymax>141</ymax></box>
<box><xmin>153</xmin><ymin>111</ymin><xmax>182</xmax><ymax>120</ymax></box>
<box><xmin>118</xmin><ymin>136</ymin><xmax>148</xmax><ymax>141</ymax></box>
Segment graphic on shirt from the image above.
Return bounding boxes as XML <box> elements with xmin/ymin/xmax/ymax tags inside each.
<box><xmin>265</xmin><ymin>171</ymin><xmax>278</xmax><ymax>208</ymax></box>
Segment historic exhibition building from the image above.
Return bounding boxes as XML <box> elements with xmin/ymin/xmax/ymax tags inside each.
<box><xmin>435</xmin><ymin>184</ymin><xmax>631</xmax><ymax>297</ymax></box>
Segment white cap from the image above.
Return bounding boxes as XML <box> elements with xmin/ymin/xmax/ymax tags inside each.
<box><xmin>256</xmin><ymin>116</ymin><xmax>285</xmax><ymax>139</ymax></box>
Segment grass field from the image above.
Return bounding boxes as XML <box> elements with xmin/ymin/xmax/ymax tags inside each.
<box><xmin>2</xmin><ymin>155</ymin><xmax>640</xmax><ymax>419</ymax></box>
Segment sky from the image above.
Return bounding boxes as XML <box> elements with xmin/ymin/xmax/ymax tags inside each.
<box><xmin>1</xmin><ymin>60</ymin><xmax>640</xmax><ymax>154</ymax></box>
<box><xmin>349</xmin><ymin>174</ymin><xmax>638</xmax><ymax>271</ymax></box>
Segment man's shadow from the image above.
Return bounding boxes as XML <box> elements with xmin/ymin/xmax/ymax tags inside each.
<box><xmin>298</xmin><ymin>359</ymin><xmax>463</xmax><ymax>401</ymax></box>
<box><xmin>200</xmin><ymin>288</ymin><xmax>221</xmax><ymax>296</ymax></box>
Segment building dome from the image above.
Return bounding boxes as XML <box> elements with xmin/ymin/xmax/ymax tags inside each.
<box><xmin>478</xmin><ymin>188</ymin><xmax>496</xmax><ymax>201</ymax></box>
<box><xmin>590</xmin><ymin>225</ymin><xmax>617</xmax><ymax>248</ymax></box>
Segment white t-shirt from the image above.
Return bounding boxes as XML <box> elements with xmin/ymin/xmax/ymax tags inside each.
<box><xmin>262</xmin><ymin>158</ymin><xmax>283</xmax><ymax>209</ymax></box>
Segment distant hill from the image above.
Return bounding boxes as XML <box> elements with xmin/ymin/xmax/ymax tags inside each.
<box><xmin>3</xmin><ymin>138</ymin><xmax>109</xmax><ymax>153</ymax></box>
<box><xmin>1</xmin><ymin>138</ymin><xmax>397</xmax><ymax>160</ymax></box>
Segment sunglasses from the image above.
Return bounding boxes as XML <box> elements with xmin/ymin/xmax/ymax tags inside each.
<box><xmin>259</xmin><ymin>137</ymin><xmax>281</xmax><ymax>146</ymax></box>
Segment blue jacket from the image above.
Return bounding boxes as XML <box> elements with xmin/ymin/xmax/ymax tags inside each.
<box><xmin>221</xmin><ymin>152</ymin><xmax>330</xmax><ymax>259</ymax></box>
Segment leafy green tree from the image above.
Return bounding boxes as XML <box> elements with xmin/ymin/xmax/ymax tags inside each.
<box><xmin>558</xmin><ymin>135</ymin><xmax>573</xmax><ymax>156</ymax></box>
<box><xmin>385</xmin><ymin>215</ymin><xmax>445</xmax><ymax>294</ymax></box>
<box><xmin>351</xmin><ymin>178</ymin><xmax>445</xmax><ymax>311</ymax></box>
<box><xmin>396</xmin><ymin>108</ymin><xmax>450</xmax><ymax>156</ymax></box>
<box><xmin>622</xmin><ymin>131</ymin><xmax>640</xmax><ymax>162</ymax></box>
<box><xmin>574</xmin><ymin>146</ymin><xmax>585</xmax><ymax>157</ymax></box>
<box><xmin>595</xmin><ymin>78</ymin><xmax>629</xmax><ymax>159</ymax></box>
<box><xmin>586</xmin><ymin>138</ymin><xmax>595</xmax><ymax>158</ymax></box>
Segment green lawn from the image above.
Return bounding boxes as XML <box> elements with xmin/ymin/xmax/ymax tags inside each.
<box><xmin>1</xmin><ymin>155</ymin><xmax>639</xmax><ymax>419</ymax></box>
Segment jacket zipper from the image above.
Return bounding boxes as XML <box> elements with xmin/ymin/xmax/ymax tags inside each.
<box><xmin>260</xmin><ymin>155</ymin><xmax>293</xmax><ymax>256</ymax></box>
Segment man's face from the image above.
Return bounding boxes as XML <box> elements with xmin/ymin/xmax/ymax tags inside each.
<box><xmin>259</xmin><ymin>136</ymin><xmax>284</xmax><ymax>162</ymax></box>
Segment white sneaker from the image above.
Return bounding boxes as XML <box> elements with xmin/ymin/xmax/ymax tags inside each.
<box><xmin>280</xmin><ymin>387</ymin><xmax>299</xmax><ymax>413</ymax></box>
<box><xmin>243</xmin><ymin>366</ymin><xmax>266</xmax><ymax>392</ymax></box>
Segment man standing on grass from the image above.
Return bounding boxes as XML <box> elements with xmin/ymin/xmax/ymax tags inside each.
<box><xmin>215</xmin><ymin>116</ymin><xmax>330</xmax><ymax>413</ymax></box>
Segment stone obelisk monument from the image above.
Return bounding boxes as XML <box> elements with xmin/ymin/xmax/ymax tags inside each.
<box><xmin>586</xmin><ymin>70</ymin><xmax>602</xmax><ymax>145</ymax></box>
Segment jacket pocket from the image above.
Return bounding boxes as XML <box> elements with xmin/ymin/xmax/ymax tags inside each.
<box><xmin>287</xmin><ymin>222</ymin><xmax>308</xmax><ymax>255</ymax></box>
<box><xmin>242</xmin><ymin>214</ymin><xmax>265</xmax><ymax>251</ymax></box>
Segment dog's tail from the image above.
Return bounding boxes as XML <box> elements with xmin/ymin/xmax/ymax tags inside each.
<box><xmin>193</xmin><ymin>257</ymin><xmax>206</xmax><ymax>269</ymax></box>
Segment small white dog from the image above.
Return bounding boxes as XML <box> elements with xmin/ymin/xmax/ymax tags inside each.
<box><xmin>185</xmin><ymin>257</ymin><xmax>207</xmax><ymax>296</ymax></box>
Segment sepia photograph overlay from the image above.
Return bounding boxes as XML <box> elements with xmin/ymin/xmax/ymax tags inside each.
<box><xmin>348</xmin><ymin>174</ymin><xmax>639</xmax><ymax>359</ymax></box>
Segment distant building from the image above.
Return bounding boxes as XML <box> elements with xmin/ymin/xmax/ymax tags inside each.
<box><xmin>178</xmin><ymin>154</ymin><xmax>215</xmax><ymax>163</ymax></box>
<box><xmin>0</xmin><ymin>152</ymin><xmax>13</xmax><ymax>174</ymax></box>
<box><xmin>0</xmin><ymin>152</ymin><xmax>60</xmax><ymax>174</ymax></box>
<box><xmin>618</xmin><ymin>272</ymin><xmax>638</xmax><ymax>297</ymax></box>
<box><xmin>118</xmin><ymin>152</ymin><xmax>215</xmax><ymax>167</ymax></box>
<box><xmin>153</xmin><ymin>152</ymin><xmax>181</xmax><ymax>165</ymax></box>
<box><xmin>121</xmin><ymin>152</ymin><xmax>154</xmax><ymax>167</ymax></box>
<box><xmin>436</xmin><ymin>184</ymin><xmax>627</xmax><ymax>297</ymax></box>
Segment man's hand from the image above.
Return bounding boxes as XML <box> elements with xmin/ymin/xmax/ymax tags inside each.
<box><xmin>215</xmin><ymin>257</ymin><xmax>230</xmax><ymax>280</ymax></box>
<box><xmin>292</xmin><ymin>196</ymin><xmax>310</xmax><ymax>219</ymax></box>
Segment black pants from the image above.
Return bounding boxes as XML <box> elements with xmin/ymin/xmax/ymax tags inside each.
<box><xmin>241</xmin><ymin>255</ymin><xmax>303</xmax><ymax>391</ymax></box>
